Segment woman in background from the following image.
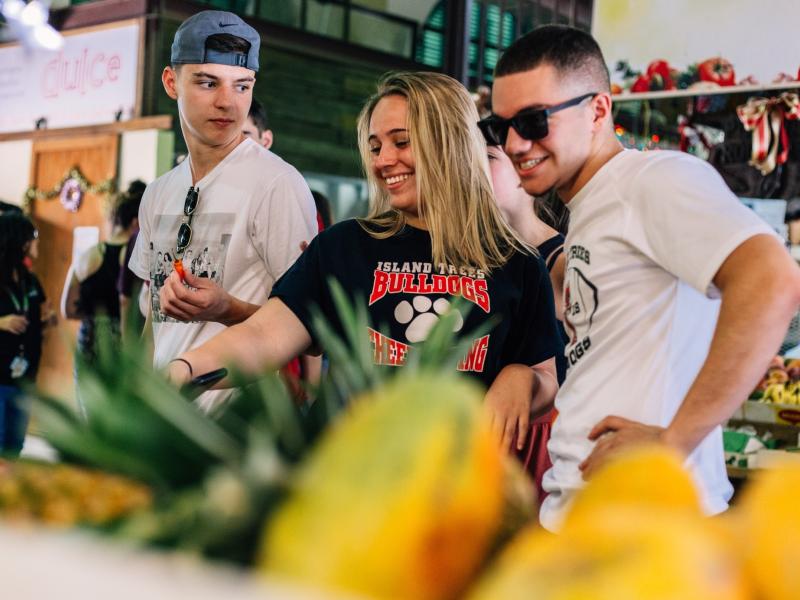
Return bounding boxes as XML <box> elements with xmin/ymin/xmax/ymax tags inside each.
<box><xmin>0</xmin><ymin>213</ymin><xmax>54</xmax><ymax>455</ymax></box>
<box><xmin>62</xmin><ymin>196</ymin><xmax>140</xmax><ymax>362</ymax></box>
<box><xmin>486</xmin><ymin>143</ymin><xmax>571</xmax><ymax>501</ymax></box>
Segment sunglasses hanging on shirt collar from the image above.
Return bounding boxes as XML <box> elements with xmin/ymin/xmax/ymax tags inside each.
<box><xmin>176</xmin><ymin>186</ymin><xmax>199</xmax><ymax>256</ymax></box>
<box><xmin>477</xmin><ymin>92</ymin><xmax>598</xmax><ymax>147</ymax></box>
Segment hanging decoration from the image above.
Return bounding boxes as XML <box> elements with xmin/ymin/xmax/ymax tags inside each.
<box><xmin>677</xmin><ymin>116</ymin><xmax>725</xmax><ymax>160</ymax></box>
<box><xmin>737</xmin><ymin>92</ymin><xmax>800</xmax><ymax>175</ymax></box>
<box><xmin>23</xmin><ymin>167</ymin><xmax>115</xmax><ymax>213</ymax></box>
<box><xmin>696</xmin><ymin>57</ymin><xmax>736</xmax><ymax>87</ymax></box>
<box><xmin>59</xmin><ymin>177</ymin><xmax>84</xmax><ymax>212</ymax></box>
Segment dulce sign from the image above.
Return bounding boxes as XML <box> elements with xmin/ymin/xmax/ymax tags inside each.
<box><xmin>0</xmin><ymin>21</ymin><xmax>140</xmax><ymax>133</ymax></box>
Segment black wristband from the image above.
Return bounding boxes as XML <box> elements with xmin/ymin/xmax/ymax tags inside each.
<box><xmin>169</xmin><ymin>357</ymin><xmax>193</xmax><ymax>378</ymax></box>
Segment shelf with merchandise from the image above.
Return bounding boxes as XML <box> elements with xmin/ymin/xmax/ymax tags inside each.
<box><xmin>612</xmin><ymin>80</ymin><xmax>800</xmax><ymax>103</ymax></box>
<box><xmin>610</xmin><ymin>82</ymin><xmax>800</xmax><ymax>205</ymax></box>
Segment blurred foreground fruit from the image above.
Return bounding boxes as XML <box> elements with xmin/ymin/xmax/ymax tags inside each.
<box><xmin>563</xmin><ymin>445</ymin><xmax>703</xmax><ymax>530</ymax></box>
<box><xmin>468</xmin><ymin>510</ymin><xmax>747</xmax><ymax>600</ymax></box>
<box><xmin>259</xmin><ymin>374</ymin><xmax>514</xmax><ymax>600</ymax></box>
<box><xmin>0</xmin><ymin>460</ymin><xmax>151</xmax><ymax>527</ymax></box>
<box><xmin>469</xmin><ymin>446</ymin><xmax>747</xmax><ymax>600</ymax></box>
<box><xmin>737</xmin><ymin>462</ymin><xmax>800</xmax><ymax>600</ymax></box>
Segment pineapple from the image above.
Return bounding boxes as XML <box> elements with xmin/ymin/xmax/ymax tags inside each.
<box><xmin>0</xmin><ymin>459</ymin><xmax>151</xmax><ymax>527</ymax></box>
<box><xmin>27</xmin><ymin>280</ymin><xmax>533</xmax><ymax>574</ymax></box>
<box><xmin>32</xmin><ymin>332</ymin><xmax>312</xmax><ymax>563</ymax></box>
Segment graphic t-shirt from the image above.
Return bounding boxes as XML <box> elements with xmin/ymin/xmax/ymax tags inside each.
<box><xmin>271</xmin><ymin>219</ymin><xmax>563</xmax><ymax>388</ymax></box>
<box><xmin>130</xmin><ymin>138</ymin><xmax>317</xmax><ymax>410</ymax></box>
<box><xmin>540</xmin><ymin>149</ymin><xmax>778</xmax><ymax>531</ymax></box>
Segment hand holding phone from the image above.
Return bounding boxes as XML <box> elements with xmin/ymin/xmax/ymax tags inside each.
<box><xmin>180</xmin><ymin>367</ymin><xmax>228</xmax><ymax>399</ymax></box>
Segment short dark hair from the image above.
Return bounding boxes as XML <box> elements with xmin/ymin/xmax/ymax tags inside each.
<box><xmin>248</xmin><ymin>98</ymin><xmax>269</xmax><ymax>133</ymax></box>
<box><xmin>205</xmin><ymin>32</ymin><xmax>252</xmax><ymax>55</ymax></box>
<box><xmin>312</xmin><ymin>190</ymin><xmax>332</xmax><ymax>230</ymax></box>
<box><xmin>495</xmin><ymin>25</ymin><xmax>610</xmax><ymax>92</ymax></box>
<box><xmin>113</xmin><ymin>179</ymin><xmax>146</xmax><ymax>229</ymax></box>
<box><xmin>126</xmin><ymin>179</ymin><xmax>147</xmax><ymax>200</ymax></box>
<box><xmin>0</xmin><ymin>212</ymin><xmax>36</xmax><ymax>288</ymax></box>
<box><xmin>172</xmin><ymin>33</ymin><xmax>252</xmax><ymax>70</ymax></box>
<box><xmin>0</xmin><ymin>200</ymin><xmax>23</xmax><ymax>215</ymax></box>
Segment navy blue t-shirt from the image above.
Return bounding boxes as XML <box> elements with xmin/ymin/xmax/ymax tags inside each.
<box><xmin>271</xmin><ymin>219</ymin><xmax>563</xmax><ymax>389</ymax></box>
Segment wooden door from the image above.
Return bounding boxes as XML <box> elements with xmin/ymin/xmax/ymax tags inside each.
<box><xmin>29</xmin><ymin>134</ymin><xmax>118</xmax><ymax>403</ymax></box>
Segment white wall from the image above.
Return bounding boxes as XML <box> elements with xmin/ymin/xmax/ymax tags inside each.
<box><xmin>0</xmin><ymin>130</ymin><xmax>171</xmax><ymax>208</ymax></box>
<box><xmin>0</xmin><ymin>140</ymin><xmax>33</xmax><ymax>206</ymax></box>
<box><xmin>118</xmin><ymin>129</ymin><xmax>174</xmax><ymax>190</ymax></box>
<box><xmin>593</xmin><ymin>0</ymin><xmax>800</xmax><ymax>85</ymax></box>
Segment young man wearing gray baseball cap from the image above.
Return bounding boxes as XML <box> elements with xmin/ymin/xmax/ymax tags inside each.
<box><xmin>129</xmin><ymin>10</ymin><xmax>318</xmax><ymax>411</ymax></box>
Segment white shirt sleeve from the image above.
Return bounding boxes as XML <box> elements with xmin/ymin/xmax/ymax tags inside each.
<box><xmin>624</xmin><ymin>152</ymin><xmax>777</xmax><ymax>298</ymax></box>
<box><xmin>129</xmin><ymin>184</ymin><xmax>155</xmax><ymax>282</ymax></box>
<box><xmin>249</xmin><ymin>167</ymin><xmax>318</xmax><ymax>281</ymax></box>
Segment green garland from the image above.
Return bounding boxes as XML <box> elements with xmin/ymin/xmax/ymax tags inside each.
<box><xmin>23</xmin><ymin>166</ymin><xmax>115</xmax><ymax>213</ymax></box>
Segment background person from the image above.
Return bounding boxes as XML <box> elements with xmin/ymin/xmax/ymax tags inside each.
<box><xmin>62</xmin><ymin>197</ymin><xmax>140</xmax><ymax>361</ymax></box>
<box><xmin>0</xmin><ymin>213</ymin><xmax>54</xmax><ymax>456</ymax></box>
<box><xmin>115</xmin><ymin>180</ymin><xmax>147</xmax><ymax>342</ymax></box>
<box><xmin>242</xmin><ymin>98</ymin><xmax>273</xmax><ymax>149</ymax></box>
<box><xmin>487</xmin><ymin>143</ymin><xmax>570</xmax><ymax>501</ymax></box>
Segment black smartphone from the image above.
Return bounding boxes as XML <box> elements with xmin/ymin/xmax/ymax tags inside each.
<box><xmin>180</xmin><ymin>367</ymin><xmax>228</xmax><ymax>398</ymax></box>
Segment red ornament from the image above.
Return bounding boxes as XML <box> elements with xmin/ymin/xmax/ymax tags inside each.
<box><xmin>698</xmin><ymin>57</ymin><xmax>736</xmax><ymax>87</ymax></box>
<box><xmin>646</xmin><ymin>60</ymin><xmax>675</xmax><ymax>90</ymax></box>
<box><xmin>631</xmin><ymin>74</ymin><xmax>651</xmax><ymax>93</ymax></box>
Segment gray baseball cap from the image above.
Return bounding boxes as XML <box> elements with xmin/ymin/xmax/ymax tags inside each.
<box><xmin>171</xmin><ymin>10</ymin><xmax>260</xmax><ymax>72</ymax></box>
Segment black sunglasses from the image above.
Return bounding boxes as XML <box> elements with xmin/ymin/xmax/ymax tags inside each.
<box><xmin>176</xmin><ymin>186</ymin><xmax>199</xmax><ymax>256</ymax></box>
<box><xmin>478</xmin><ymin>92</ymin><xmax>597</xmax><ymax>146</ymax></box>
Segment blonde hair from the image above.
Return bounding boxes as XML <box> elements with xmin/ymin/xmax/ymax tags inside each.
<box><xmin>356</xmin><ymin>71</ymin><xmax>529</xmax><ymax>273</ymax></box>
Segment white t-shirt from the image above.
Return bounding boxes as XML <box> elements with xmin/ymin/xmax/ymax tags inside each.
<box><xmin>540</xmin><ymin>149</ymin><xmax>776</xmax><ymax>531</ymax></box>
<box><xmin>130</xmin><ymin>138</ymin><xmax>317</xmax><ymax>411</ymax></box>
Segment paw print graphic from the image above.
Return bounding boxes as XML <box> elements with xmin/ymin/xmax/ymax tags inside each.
<box><xmin>394</xmin><ymin>296</ymin><xmax>464</xmax><ymax>343</ymax></box>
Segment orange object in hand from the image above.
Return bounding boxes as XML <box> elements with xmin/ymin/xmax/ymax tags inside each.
<box><xmin>173</xmin><ymin>259</ymin><xmax>186</xmax><ymax>282</ymax></box>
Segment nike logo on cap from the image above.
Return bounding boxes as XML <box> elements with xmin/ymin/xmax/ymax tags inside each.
<box><xmin>219</xmin><ymin>22</ymin><xmax>237</xmax><ymax>27</ymax></box>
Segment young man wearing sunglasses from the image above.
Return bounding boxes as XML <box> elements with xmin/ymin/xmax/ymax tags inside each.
<box><xmin>489</xmin><ymin>25</ymin><xmax>800</xmax><ymax>531</ymax></box>
<box><xmin>129</xmin><ymin>11</ymin><xmax>317</xmax><ymax>411</ymax></box>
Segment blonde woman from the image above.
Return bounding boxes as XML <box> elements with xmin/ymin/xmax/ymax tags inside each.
<box><xmin>167</xmin><ymin>72</ymin><xmax>562</xmax><ymax>451</ymax></box>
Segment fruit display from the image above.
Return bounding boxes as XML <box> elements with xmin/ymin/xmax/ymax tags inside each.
<box><xmin>737</xmin><ymin>463</ymin><xmax>800</xmax><ymax>600</ymax></box>
<box><xmin>0</xmin><ymin>460</ymin><xmax>151</xmax><ymax>527</ymax></box>
<box><xmin>260</xmin><ymin>374</ymin><xmax>512</xmax><ymax>600</ymax></box>
<box><xmin>470</xmin><ymin>449</ymin><xmax>716</xmax><ymax>599</ymax></box>
<box><xmin>6</xmin><ymin>291</ymin><xmax>800</xmax><ymax>598</ymax></box>
<box><xmin>749</xmin><ymin>356</ymin><xmax>800</xmax><ymax>405</ymax></box>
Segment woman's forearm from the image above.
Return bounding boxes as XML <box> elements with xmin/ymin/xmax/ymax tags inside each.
<box><xmin>173</xmin><ymin>298</ymin><xmax>312</xmax><ymax>388</ymax></box>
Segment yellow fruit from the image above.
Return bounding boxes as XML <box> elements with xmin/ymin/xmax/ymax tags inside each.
<box><xmin>468</xmin><ymin>509</ymin><xmax>748</xmax><ymax>600</ymax></box>
<box><xmin>259</xmin><ymin>374</ymin><xmax>506</xmax><ymax>600</ymax></box>
<box><xmin>562</xmin><ymin>445</ymin><xmax>702</xmax><ymax>531</ymax></box>
<box><xmin>737</xmin><ymin>462</ymin><xmax>800</xmax><ymax>600</ymax></box>
<box><xmin>493</xmin><ymin>454</ymin><xmax>537</xmax><ymax>549</ymax></box>
<box><xmin>765</xmin><ymin>383</ymin><xmax>786</xmax><ymax>404</ymax></box>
